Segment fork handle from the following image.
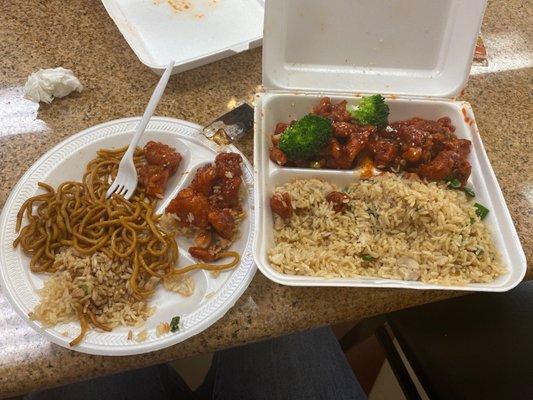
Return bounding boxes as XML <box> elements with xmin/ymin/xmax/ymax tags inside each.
<box><xmin>125</xmin><ymin>61</ymin><xmax>175</xmax><ymax>158</ymax></box>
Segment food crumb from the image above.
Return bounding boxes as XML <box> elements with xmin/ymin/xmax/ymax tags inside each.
<box><xmin>205</xmin><ymin>291</ymin><xmax>215</xmax><ymax>299</ymax></box>
<box><xmin>156</xmin><ymin>322</ymin><xmax>170</xmax><ymax>337</ymax></box>
<box><xmin>61</xmin><ymin>331</ymin><xmax>69</xmax><ymax>337</ymax></box>
<box><xmin>127</xmin><ymin>330</ymin><xmax>133</xmax><ymax>341</ymax></box>
<box><xmin>135</xmin><ymin>330</ymin><xmax>148</xmax><ymax>342</ymax></box>
<box><xmin>227</xmin><ymin>98</ymin><xmax>237</xmax><ymax>109</ymax></box>
<box><xmin>166</xmin><ymin>0</ymin><xmax>191</xmax><ymax>13</ymax></box>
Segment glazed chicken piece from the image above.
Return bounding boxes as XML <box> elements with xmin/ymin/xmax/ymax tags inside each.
<box><xmin>436</xmin><ymin>116</ymin><xmax>455</xmax><ymax>132</ymax></box>
<box><xmin>330</xmin><ymin>100</ymin><xmax>351</xmax><ymax>122</ymax></box>
<box><xmin>325</xmin><ymin>137</ymin><xmax>361</xmax><ymax>169</ymax></box>
<box><xmin>418</xmin><ymin>150</ymin><xmax>457</xmax><ymax>183</ymax></box>
<box><xmin>397</xmin><ymin>125</ymin><xmax>430</xmax><ymax>148</ymax></box>
<box><xmin>367</xmin><ymin>139</ymin><xmax>399</xmax><ymax>169</ymax></box>
<box><xmin>423</xmin><ymin>133</ymin><xmax>471</xmax><ymax>185</ymax></box>
<box><xmin>401</xmin><ymin>147</ymin><xmax>424</xmax><ymax>164</ymax></box>
<box><xmin>438</xmin><ymin>138</ymin><xmax>471</xmax><ymax>158</ymax></box>
<box><xmin>274</xmin><ymin>122</ymin><xmax>289</xmax><ymax>135</ymax></box>
<box><xmin>194</xmin><ymin>231</ymin><xmax>212</xmax><ymax>248</ymax></box>
<box><xmin>144</xmin><ymin>141</ymin><xmax>182</xmax><ymax>174</ymax></box>
<box><xmin>214</xmin><ymin>176</ymin><xmax>242</xmax><ymax>209</ymax></box>
<box><xmin>166</xmin><ymin>188</ymin><xmax>211</xmax><ymax>229</ymax></box>
<box><xmin>215</xmin><ymin>152</ymin><xmax>243</xmax><ymax>179</ymax></box>
<box><xmin>452</xmin><ymin>157</ymin><xmax>472</xmax><ymax>186</ymax></box>
<box><xmin>430</xmin><ymin>133</ymin><xmax>466</xmax><ymax>157</ymax></box>
<box><xmin>326</xmin><ymin>191</ymin><xmax>350</xmax><ymax>213</ymax></box>
<box><xmin>270</xmin><ymin>192</ymin><xmax>293</xmax><ymax>219</ymax></box>
<box><xmin>327</xmin><ymin>130</ymin><xmax>371</xmax><ymax>169</ymax></box>
<box><xmin>327</xmin><ymin>152</ymin><xmax>354</xmax><ymax>170</ymax></box>
<box><xmin>395</xmin><ymin>117</ymin><xmax>455</xmax><ymax>136</ymax></box>
<box><xmin>326</xmin><ymin>138</ymin><xmax>351</xmax><ymax>169</ymax></box>
<box><xmin>346</xmin><ymin>129</ymin><xmax>372</xmax><ymax>159</ymax></box>
<box><xmin>188</xmin><ymin>246</ymin><xmax>218</xmax><ymax>262</ymax></box>
<box><xmin>138</xmin><ymin>164</ymin><xmax>169</xmax><ymax>198</ymax></box>
<box><xmin>312</xmin><ymin>97</ymin><xmax>352</xmax><ymax>123</ymax></box>
<box><xmin>332</xmin><ymin>122</ymin><xmax>358</xmax><ymax>139</ymax></box>
<box><xmin>428</xmin><ymin>133</ymin><xmax>448</xmax><ymax>156</ymax></box>
<box><xmin>312</xmin><ymin>97</ymin><xmax>333</xmax><ymax>117</ymax></box>
<box><xmin>190</xmin><ymin>164</ymin><xmax>218</xmax><ymax>196</ymax></box>
<box><xmin>166</xmin><ymin>151</ymin><xmax>244</xmax><ymax>262</ymax></box>
<box><xmin>208</xmin><ymin>209</ymin><xmax>235</xmax><ymax>240</ymax></box>
<box><xmin>269</xmin><ymin>147</ymin><xmax>288</xmax><ymax>166</ymax></box>
<box><xmin>395</xmin><ymin>125</ymin><xmax>431</xmax><ymax>164</ymax></box>
<box><xmin>271</xmin><ymin>123</ymin><xmax>289</xmax><ymax>149</ymax></box>
<box><xmin>328</xmin><ymin>138</ymin><xmax>342</xmax><ymax>159</ymax></box>
<box><xmin>138</xmin><ymin>141</ymin><xmax>181</xmax><ymax>197</ymax></box>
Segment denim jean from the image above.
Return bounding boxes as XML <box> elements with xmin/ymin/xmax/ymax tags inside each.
<box><xmin>26</xmin><ymin>326</ymin><xmax>366</xmax><ymax>400</ymax></box>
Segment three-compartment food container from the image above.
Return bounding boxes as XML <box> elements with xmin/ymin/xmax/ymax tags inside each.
<box><xmin>253</xmin><ymin>0</ymin><xmax>526</xmax><ymax>292</ymax></box>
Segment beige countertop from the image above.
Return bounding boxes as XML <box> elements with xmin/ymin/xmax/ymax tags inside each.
<box><xmin>0</xmin><ymin>0</ymin><xmax>531</xmax><ymax>397</ymax></box>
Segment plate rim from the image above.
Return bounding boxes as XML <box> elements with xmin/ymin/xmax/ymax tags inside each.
<box><xmin>0</xmin><ymin>116</ymin><xmax>256</xmax><ymax>356</ymax></box>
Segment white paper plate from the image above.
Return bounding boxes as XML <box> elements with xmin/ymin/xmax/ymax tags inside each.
<box><xmin>0</xmin><ymin>117</ymin><xmax>256</xmax><ymax>355</ymax></box>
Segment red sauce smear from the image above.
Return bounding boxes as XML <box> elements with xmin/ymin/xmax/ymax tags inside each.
<box><xmin>360</xmin><ymin>155</ymin><xmax>374</xmax><ymax>179</ymax></box>
<box><xmin>462</xmin><ymin>108</ymin><xmax>472</xmax><ymax>124</ymax></box>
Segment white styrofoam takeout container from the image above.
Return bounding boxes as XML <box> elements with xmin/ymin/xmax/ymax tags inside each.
<box><xmin>253</xmin><ymin>0</ymin><xmax>527</xmax><ymax>292</ymax></box>
<box><xmin>101</xmin><ymin>0</ymin><xmax>264</xmax><ymax>75</ymax></box>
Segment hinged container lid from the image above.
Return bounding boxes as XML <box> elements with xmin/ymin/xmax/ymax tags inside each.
<box><xmin>101</xmin><ymin>0</ymin><xmax>264</xmax><ymax>75</ymax></box>
<box><xmin>262</xmin><ymin>0</ymin><xmax>486</xmax><ymax>98</ymax></box>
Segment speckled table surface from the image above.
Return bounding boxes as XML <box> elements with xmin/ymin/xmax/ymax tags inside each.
<box><xmin>0</xmin><ymin>0</ymin><xmax>531</xmax><ymax>397</ymax></box>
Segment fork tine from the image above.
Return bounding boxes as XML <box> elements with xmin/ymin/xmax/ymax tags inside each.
<box><xmin>122</xmin><ymin>188</ymin><xmax>131</xmax><ymax>200</ymax></box>
<box><xmin>106</xmin><ymin>184</ymin><xmax>117</xmax><ymax>199</ymax></box>
<box><xmin>110</xmin><ymin>183</ymin><xmax>124</xmax><ymax>198</ymax></box>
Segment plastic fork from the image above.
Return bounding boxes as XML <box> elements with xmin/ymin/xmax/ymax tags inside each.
<box><xmin>106</xmin><ymin>61</ymin><xmax>175</xmax><ymax>200</ymax></box>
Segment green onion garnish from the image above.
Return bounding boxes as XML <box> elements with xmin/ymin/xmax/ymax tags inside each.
<box><xmin>446</xmin><ymin>178</ymin><xmax>461</xmax><ymax>189</ymax></box>
<box><xmin>170</xmin><ymin>316</ymin><xmax>181</xmax><ymax>332</ymax></box>
<box><xmin>80</xmin><ymin>284</ymin><xmax>90</xmax><ymax>295</ymax></box>
<box><xmin>474</xmin><ymin>203</ymin><xmax>489</xmax><ymax>220</ymax></box>
<box><xmin>463</xmin><ymin>187</ymin><xmax>475</xmax><ymax>197</ymax></box>
<box><xmin>474</xmin><ymin>248</ymin><xmax>484</xmax><ymax>256</ymax></box>
<box><xmin>361</xmin><ymin>254</ymin><xmax>375</xmax><ymax>262</ymax></box>
<box><xmin>445</xmin><ymin>178</ymin><xmax>476</xmax><ymax>198</ymax></box>
<box><xmin>367</xmin><ymin>209</ymin><xmax>378</xmax><ymax>218</ymax></box>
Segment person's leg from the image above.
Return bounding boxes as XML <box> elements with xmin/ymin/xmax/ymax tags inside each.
<box><xmin>24</xmin><ymin>364</ymin><xmax>195</xmax><ymax>400</ymax></box>
<box><xmin>198</xmin><ymin>326</ymin><xmax>366</xmax><ymax>400</ymax></box>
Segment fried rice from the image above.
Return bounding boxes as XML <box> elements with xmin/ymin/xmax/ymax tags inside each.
<box><xmin>268</xmin><ymin>173</ymin><xmax>505</xmax><ymax>285</ymax></box>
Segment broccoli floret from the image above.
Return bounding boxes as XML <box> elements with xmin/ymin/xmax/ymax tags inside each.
<box><xmin>347</xmin><ymin>94</ymin><xmax>390</xmax><ymax>129</ymax></box>
<box><xmin>278</xmin><ymin>114</ymin><xmax>332</xmax><ymax>161</ymax></box>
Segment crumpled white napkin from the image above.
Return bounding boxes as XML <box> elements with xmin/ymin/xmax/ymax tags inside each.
<box><xmin>24</xmin><ymin>67</ymin><xmax>83</xmax><ymax>104</ymax></box>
